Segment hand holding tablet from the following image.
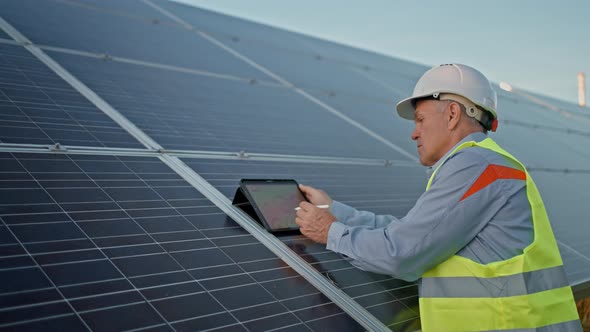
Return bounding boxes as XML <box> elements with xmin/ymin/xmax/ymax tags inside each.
<box><xmin>294</xmin><ymin>201</ymin><xmax>337</xmax><ymax>244</ymax></box>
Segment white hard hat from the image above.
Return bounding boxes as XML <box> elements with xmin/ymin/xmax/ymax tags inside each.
<box><xmin>396</xmin><ymin>64</ymin><xmax>498</xmax><ymax>131</ymax></box>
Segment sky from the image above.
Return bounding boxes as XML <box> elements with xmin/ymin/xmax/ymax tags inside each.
<box><xmin>173</xmin><ymin>0</ymin><xmax>589</xmax><ymax>106</ymax></box>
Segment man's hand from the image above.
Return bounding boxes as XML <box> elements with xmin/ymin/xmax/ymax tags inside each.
<box><xmin>299</xmin><ymin>184</ymin><xmax>333</xmax><ymax>206</ymax></box>
<box><xmin>295</xmin><ymin>201</ymin><xmax>336</xmax><ymax>244</ymax></box>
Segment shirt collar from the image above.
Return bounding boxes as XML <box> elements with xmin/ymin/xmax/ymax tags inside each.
<box><xmin>426</xmin><ymin>132</ymin><xmax>488</xmax><ymax>176</ymax></box>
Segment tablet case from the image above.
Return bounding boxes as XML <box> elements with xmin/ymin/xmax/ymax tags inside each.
<box><xmin>232</xmin><ymin>179</ymin><xmax>302</xmax><ymax>233</ymax></box>
<box><xmin>232</xmin><ymin>185</ymin><xmax>260</xmax><ymax>223</ymax></box>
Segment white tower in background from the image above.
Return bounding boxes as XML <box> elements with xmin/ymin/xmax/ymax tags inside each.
<box><xmin>578</xmin><ymin>72</ymin><xmax>586</xmax><ymax>107</ymax></box>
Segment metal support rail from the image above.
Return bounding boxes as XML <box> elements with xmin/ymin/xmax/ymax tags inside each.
<box><xmin>0</xmin><ymin>143</ymin><xmax>413</xmax><ymax>168</ymax></box>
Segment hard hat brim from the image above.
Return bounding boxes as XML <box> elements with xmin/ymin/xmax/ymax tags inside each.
<box><xmin>395</xmin><ymin>94</ymin><xmax>431</xmax><ymax>120</ymax></box>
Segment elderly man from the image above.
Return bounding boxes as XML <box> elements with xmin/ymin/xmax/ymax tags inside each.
<box><xmin>296</xmin><ymin>64</ymin><xmax>581</xmax><ymax>331</ymax></box>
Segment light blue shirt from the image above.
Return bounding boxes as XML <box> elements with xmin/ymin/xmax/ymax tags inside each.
<box><xmin>326</xmin><ymin>132</ymin><xmax>533</xmax><ymax>281</ymax></box>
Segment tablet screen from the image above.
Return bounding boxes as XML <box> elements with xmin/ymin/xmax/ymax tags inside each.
<box><xmin>240</xmin><ymin>180</ymin><xmax>305</xmax><ymax>231</ymax></box>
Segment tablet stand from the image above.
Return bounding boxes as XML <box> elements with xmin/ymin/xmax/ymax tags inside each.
<box><xmin>232</xmin><ymin>187</ymin><xmax>262</xmax><ymax>224</ymax></box>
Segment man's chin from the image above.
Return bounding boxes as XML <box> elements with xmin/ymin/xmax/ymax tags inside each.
<box><xmin>419</xmin><ymin>156</ymin><xmax>434</xmax><ymax>167</ymax></box>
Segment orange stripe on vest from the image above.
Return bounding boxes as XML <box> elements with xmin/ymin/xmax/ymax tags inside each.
<box><xmin>460</xmin><ymin>164</ymin><xmax>526</xmax><ymax>201</ymax></box>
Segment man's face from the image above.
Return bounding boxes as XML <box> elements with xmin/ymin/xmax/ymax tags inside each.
<box><xmin>411</xmin><ymin>100</ymin><xmax>451</xmax><ymax>166</ymax></box>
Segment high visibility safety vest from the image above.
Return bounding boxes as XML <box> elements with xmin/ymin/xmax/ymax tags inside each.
<box><xmin>420</xmin><ymin>138</ymin><xmax>581</xmax><ymax>332</ymax></box>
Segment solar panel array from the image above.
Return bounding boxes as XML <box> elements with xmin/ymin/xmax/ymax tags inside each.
<box><xmin>0</xmin><ymin>152</ymin><xmax>382</xmax><ymax>331</ymax></box>
<box><xmin>0</xmin><ymin>0</ymin><xmax>589</xmax><ymax>331</ymax></box>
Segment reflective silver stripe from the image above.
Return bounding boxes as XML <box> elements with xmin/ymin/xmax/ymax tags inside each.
<box><xmin>420</xmin><ymin>265</ymin><xmax>569</xmax><ymax>298</ymax></box>
<box><xmin>487</xmin><ymin>318</ymin><xmax>582</xmax><ymax>332</ymax></box>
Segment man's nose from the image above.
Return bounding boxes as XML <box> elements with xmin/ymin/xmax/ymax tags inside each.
<box><xmin>411</xmin><ymin>127</ymin><xmax>419</xmax><ymax>141</ymax></box>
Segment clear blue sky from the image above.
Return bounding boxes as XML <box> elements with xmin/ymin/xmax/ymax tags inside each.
<box><xmin>174</xmin><ymin>0</ymin><xmax>589</xmax><ymax>105</ymax></box>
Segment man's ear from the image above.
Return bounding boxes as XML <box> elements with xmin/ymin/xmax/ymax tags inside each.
<box><xmin>447</xmin><ymin>102</ymin><xmax>462</xmax><ymax>131</ymax></box>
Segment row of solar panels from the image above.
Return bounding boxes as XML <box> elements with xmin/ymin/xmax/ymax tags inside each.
<box><xmin>0</xmin><ymin>150</ymin><xmax>425</xmax><ymax>331</ymax></box>
<box><xmin>0</xmin><ymin>0</ymin><xmax>589</xmax><ymax>331</ymax></box>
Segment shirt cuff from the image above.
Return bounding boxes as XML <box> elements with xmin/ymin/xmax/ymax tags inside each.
<box><xmin>330</xmin><ymin>201</ymin><xmax>357</xmax><ymax>224</ymax></box>
<box><xmin>326</xmin><ymin>221</ymin><xmax>348</xmax><ymax>252</ymax></box>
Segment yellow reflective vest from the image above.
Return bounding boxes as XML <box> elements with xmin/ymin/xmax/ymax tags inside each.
<box><xmin>420</xmin><ymin>137</ymin><xmax>581</xmax><ymax>331</ymax></box>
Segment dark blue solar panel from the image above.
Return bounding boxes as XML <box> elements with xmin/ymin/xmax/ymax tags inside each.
<box><xmin>0</xmin><ymin>43</ymin><xmax>142</xmax><ymax>148</ymax></box>
<box><xmin>152</xmin><ymin>0</ymin><xmax>426</xmax><ymax>88</ymax></box>
<box><xmin>0</xmin><ymin>0</ymin><xmax>269</xmax><ymax>80</ymax></box>
<box><xmin>299</xmin><ymin>40</ymin><xmax>427</xmax><ymax>85</ymax></box>
<box><xmin>152</xmin><ymin>1</ymin><xmax>423</xmax><ymax>103</ymax></box>
<box><xmin>0</xmin><ymin>152</ymin><xmax>374</xmax><ymax>331</ymax></box>
<box><xmin>208</xmin><ymin>45</ymin><xmax>396</xmax><ymax>100</ymax></box>
<box><xmin>311</xmin><ymin>94</ymin><xmax>418</xmax><ymax>156</ymax></box>
<box><xmin>46</xmin><ymin>50</ymin><xmax>410</xmax><ymax>160</ymax></box>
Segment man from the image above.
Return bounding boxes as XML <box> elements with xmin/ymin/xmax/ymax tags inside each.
<box><xmin>295</xmin><ymin>64</ymin><xmax>581</xmax><ymax>331</ymax></box>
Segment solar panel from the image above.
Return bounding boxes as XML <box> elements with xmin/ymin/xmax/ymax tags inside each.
<box><xmin>0</xmin><ymin>43</ymin><xmax>142</xmax><ymax>148</ymax></box>
<box><xmin>307</xmin><ymin>94</ymin><xmax>419</xmax><ymax>156</ymax></box>
<box><xmin>46</xmin><ymin>51</ymin><xmax>408</xmax><ymax>159</ymax></box>
<box><xmin>151</xmin><ymin>0</ymin><xmax>426</xmax><ymax>93</ymax></box>
<box><xmin>0</xmin><ymin>0</ymin><xmax>268</xmax><ymax>81</ymax></box>
<box><xmin>0</xmin><ymin>152</ymin><xmax>373</xmax><ymax>331</ymax></box>
<box><xmin>192</xmin><ymin>45</ymin><xmax>399</xmax><ymax>101</ymax></box>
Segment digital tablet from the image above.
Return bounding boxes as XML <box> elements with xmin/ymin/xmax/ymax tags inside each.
<box><xmin>239</xmin><ymin>179</ymin><xmax>307</xmax><ymax>232</ymax></box>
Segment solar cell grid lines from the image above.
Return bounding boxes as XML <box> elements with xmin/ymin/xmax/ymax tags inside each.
<box><xmin>2</xmin><ymin>4</ymin><xmax>588</xmax><ymax>148</ymax></box>
<box><xmin>145</xmin><ymin>0</ymin><xmax>590</xmax><ymax>142</ymax></box>
<box><xmin>0</xmin><ymin>153</ymin><xmax>377</xmax><ymax>331</ymax></box>
<box><xmin>0</xmin><ymin>0</ymin><xmax>269</xmax><ymax>81</ymax></box>
<box><xmin>0</xmin><ymin>43</ymin><xmax>142</xmax><ymax>148</ymax></box>
<box><xmin>148</xmin><ymin>0</ymin><xmax>429</xmax><ymax>89</ymax></box>
<box><xmin>45</xmin><ymin>50</ymin><xmax>406</xmax><ymax>160</ymax></box>
<box><xmin>14</xmin><ymin>38</ymin><xmax>590</xmax><ymax>152</ymax></box>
